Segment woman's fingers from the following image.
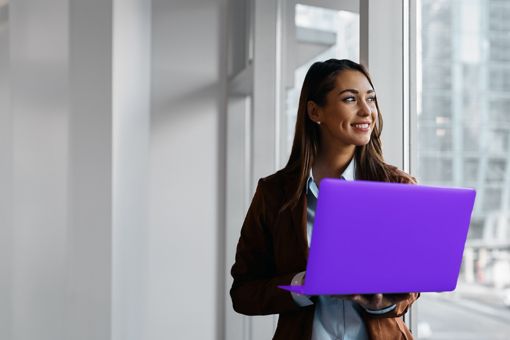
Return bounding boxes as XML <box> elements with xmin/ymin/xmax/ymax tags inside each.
<box><xmin>352</xmin><ymin>293</ymin><xmax>410</xmax><ymax>310</ymax></box>
<box><xmin>384</xmin><ymin>293</ymin><xmax>412</xmax><ymax>304</ymax></box>
<box><xmin>330</xmin><ymin>293</ymin><xmax>415</xmax><ymax>310</ymax></box>
<box><xmin>330</xmin><ymin>294</ymin><xmax>355</xmax><ymax>300</ymax></box>
<box><xmin>350</xmin><ymin>294</ymin><xmax>370</xmax><ymax>306</ymax></box>
<box><xmin>355</xmin><ymin>294</ymin><xmax>384</xmax><ymax>309</ymax></box>
<box><xmin>373</xmin><ymin>293</ymin><xmax>383</xmax><ymax>305</ymax></box>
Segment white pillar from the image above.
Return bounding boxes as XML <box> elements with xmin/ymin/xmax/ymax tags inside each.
<box><xmin>464</xmin><ymin>247</ymin><xmax>475</xmax><ymax>283</ymax></box>
<box><xmin>5</xmin><ymin>0</ymin><xmax>150</xmax><ymax>339</ymax></box>
<box><xmin>147</xmin><ymin>0</ymin><xmax>226</xmax><ymax>339</ymax></box>
<box><xmin>225</xmin><ymin>97</ymin><xmax>251</xmax><ymax>340</ymax></box>
<box><xmin>67</xmin><ymin>0</ymin><xmax>151</xmax><ymax>339</ymax></box>
<box><xmin>10</xmin><ymin>1</ymin><xmax>69</xmax><ymax>339</ymax></box>
<box><xmin>111</xmin><ymin>0</ymin><xmax>151</xmax><ymax>339</ymax></box>
<box><xmin>360</xmin><ymin>0</ymin><xmax>407</xmax><ymax>170</ymax></box>
<box><xmin>0</xmin><ymin>3</ymin><xmax>11</xmax><ymax>340</ymax></box>
<box><xmin>252</xmin><ymin>0</ymin><xmax>279</xmax><ymax>184</ymax></box>
<box><xmin>67</xmin><ymin>1</ymin><xmax>113</xmax><ymax>338</ymax></box>
<box><xmin>251</xmin><ymin>0</ymin><xmax>280</xmax><ymax>338</ymax></box>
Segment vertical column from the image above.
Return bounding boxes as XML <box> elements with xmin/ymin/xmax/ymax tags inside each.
<box><xmin>252</xmin><ymin>0</ymin><xmax>278</xmax><ymax>183</ymax></box>
<box><xmin>111</xmin><ymin>0</ymin><xmax>151</xmax><ymax>339</ymax></box>
<box><xmin>68</xmin><ymin>0</ymin><xmax>151</xmax><ymax>339</ymax></box>
<box><xmin>251</xmin><ymin>0</ymin><xmax>279</xmax><ymax>338</ymax></box>
<box><xmin>225</xmin><ymin>97</ymin><xmax>251</xmax><ymax>340</ymax></box>
<box><xmin>0</xmin><ymin>3</ymin><xmax>11</xmax><ymax>340</ymax></box>
<box><xmin>451</xmin><ymin>6</ymin><xmax>464</xmax><ymax>187</ymax></box>
<box><xmin>67</xmin><ymin>0</ymin><xmax>113</xmax><ymax>338</ymax></box>
<box><xmin>7</xmin><ymin>0</ymin><xmax>150</xmax><ymax>338</ymax></box>
<box><xmin>359</xmin><ymin>0</ymin><xmax>405</xmax><ymax>169</ymax></box>
<box><xmin>464</xmin><ymin>248</ymin><xmax>475</xmax><ymax>283</ymax></box>
<box><xmin>10</xmin><ymin>1</ymin><xmax>69</xmax><ymax>339</ymax></box>
<box><xmin>226</xmin><ymin>2</ymin><xmax>253</xmax><ymax>340</ymax></box>
<box><xmin>147</xmin><ymin>0</ymin><xmax>225</xmax><ymax>339</ymax></box>
<box><xmin>475</xmin><ymin>2</ymin><xmax>490</xmax><ymax>216</ymax></box>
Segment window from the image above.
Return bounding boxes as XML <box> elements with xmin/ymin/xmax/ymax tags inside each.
<box><xmin>281</xmin><ymin>4</ymin><xmax>359</xmax><ymax>162</ymax></box>
<box><xmin>486</xmin><ymin>159</ymin><xmax>506</xmax><ymax>183</ymax></box>
<box><xmin>489</xmin><ymin>35</ymin><xmax>510</xmax><ymax>62</ymax></box>
<box><xmin>420</xmin><ymin>94</ymin><xmax>452</xmax><ymax>121</ymax></box>
<box><xmin>418</xmin><ymin>157</ymin><xmax>453</xmax><ymax>183</ymax></box>
<box><xmin>490</xmin><ymin>67</ymin><xmax>510</xmax><ymax>92</ymax></box>
<box><xmin>488</xmin><ymin>129</ymin><xmax>510</xmax><ymax>155</ymax></box>
<box><xmin>489</xmin><ymin>98</ymin><xmax>510</xmax><ymax>122</ymax></box>
<box><xmin>416</xmin><ymin>0</ymin><xmax>510</xmax><ymax>338</ymax></box>
<box><xmin>418</xmin><ymin>125</ymin><xmax>453</xmax><ymax>152</ymax></box>
<box><xmin>464</xmin><ymin>158</ymin><xmax>478</xmax><ymax>182</ymax></box>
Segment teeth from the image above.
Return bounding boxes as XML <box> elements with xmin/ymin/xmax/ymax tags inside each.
<box><xmin>353</xmin><ymin>124</ymin><xmax>369</xmax><ymax>129</ymax></box>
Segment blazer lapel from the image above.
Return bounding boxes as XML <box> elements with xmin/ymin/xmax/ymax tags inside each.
<box><xmin>281</xmin><ymin>170</ymin><xmax>309</xmax><ymax>265</ymax></box>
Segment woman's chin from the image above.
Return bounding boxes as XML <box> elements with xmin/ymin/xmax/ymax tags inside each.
<box><xmin>354</xmin><ymin>138</ymin><xmax>371</xmax><ymax>146</ymax></box>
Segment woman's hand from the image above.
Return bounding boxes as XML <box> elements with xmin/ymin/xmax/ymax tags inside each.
<box><xmin>332</xmin><ymin>293</ymin><xmax>413</xmax><ymax>311</ymax></box>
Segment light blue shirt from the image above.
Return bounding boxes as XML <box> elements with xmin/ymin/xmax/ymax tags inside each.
<box><xmin>290</xmin><ymin>158</ymin><xmax>396</xmax><ymax>340</ymax></box>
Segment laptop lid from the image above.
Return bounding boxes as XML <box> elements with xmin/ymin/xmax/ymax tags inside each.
<box><xmin>279</xmin><ymin>179</ymin><xmax>476</xmax><ymax>295</ymax></box>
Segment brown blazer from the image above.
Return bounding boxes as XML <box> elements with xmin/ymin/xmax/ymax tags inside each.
<box><xmin>230</xmin><ymin>168</ymin><xmax>420</xmax><ymax>340</ymax></box>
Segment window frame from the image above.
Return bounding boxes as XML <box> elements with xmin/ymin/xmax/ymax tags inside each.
<box><xmin>226</xmin><ymin>0</ymin><xmax>419</xmax><ymax>338</ymax></box>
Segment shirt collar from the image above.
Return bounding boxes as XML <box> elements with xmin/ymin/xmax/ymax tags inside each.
<box><xmin>306</xmin><ymin>157</ymin><xmax>356</xmax><ymax>197</ymax></box>
<box><xmin>342</xmin><ymin>157</ymin><xmax>356</xmax><ymax>181</ymax></box>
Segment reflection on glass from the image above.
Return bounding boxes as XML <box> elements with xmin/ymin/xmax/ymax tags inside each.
<box><xmin>282</xmin><ymin>4</ymin><xmax>359</xmax><ymax>162</ymax></box>
<box><xmin>417</xmin><ymin>0</ymin><xmax>510</xmax><ymax>339</ymax></box>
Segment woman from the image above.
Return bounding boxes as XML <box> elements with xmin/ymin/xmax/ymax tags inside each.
<box><xmin>230</xmin><ymin>59</ymin><xmax>420</xmax><ymax>339</ymax></box>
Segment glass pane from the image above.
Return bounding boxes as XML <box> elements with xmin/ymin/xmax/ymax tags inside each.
<box><xmin>417</xmin><ymin>0</ymin><xmax>510</xmax><ymax>338</ymax></box>
<box><xmin>489</xmin><ymin>98</ymin><xmax>510</xmax><ymax>122</ymax></box>
<box><xmin>418</xmin><ymin>157</ymin><xmax>453</xmax><ymax>183</ymax></box>
<box><xmin>487</xmin><ymin>130</ymin><xmax>510</xmax><ymax>155</ymax></box>
<box><xmin>418</xmin><ymin>125</ymin><xmax>453</xmax><ymax>152</ymax></box>
<box><xmin>280</xmin><ymin>4</ymin><xmax>359</xmax><ymax>164</ymax></box>
<box><xmin>464</xmin><ymin>158</ymin><xmax>478</xmax><ymax>182</ymax></box>
<box><xmin>489</xmin><ymin>67</ymin><xmax>510</xmax><ymax>92</ymax></box>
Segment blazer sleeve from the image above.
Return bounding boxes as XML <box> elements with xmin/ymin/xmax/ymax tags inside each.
<box><xmin>230</xmin><ymin>179</ymin><xmax>304</xmax><ymax>315</ymax></box>
<box><xmin>362</xmin><ymin>293</ymin><xmax>420</xmax><ymax>319</ymax></box>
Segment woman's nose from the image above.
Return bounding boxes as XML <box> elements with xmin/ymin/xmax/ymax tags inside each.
<box><xmin>358</xmin><ymin>100</ymin><xmax>372</xmax><ymax>116</ymax></box>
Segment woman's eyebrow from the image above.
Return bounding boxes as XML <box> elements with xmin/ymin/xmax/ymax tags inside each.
<box><xmin>337</xmin><ymin>89</ymin><xmax>376</xmax><ymax>95</ymax></box>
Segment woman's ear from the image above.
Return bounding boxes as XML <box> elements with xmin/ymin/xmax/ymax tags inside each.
<box><xmin>307</xmin><ymin>101</ymin><xmax>321</xmax><ymax>124</ymax></box>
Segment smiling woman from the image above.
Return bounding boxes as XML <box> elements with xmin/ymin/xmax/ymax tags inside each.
<box><xmin>230</xmin><ymin>59</ymin><xmax>419</xmax><ymax>340</ymax></box>
<box><xmin>280</xmin><ymin>59</ymin><xmax>415</xmax><ymax>212</ymax></box>
<box><xmin>308</xmin><ymin>71</ymin><xmax>377</xmax><ymax>146</ymax></box>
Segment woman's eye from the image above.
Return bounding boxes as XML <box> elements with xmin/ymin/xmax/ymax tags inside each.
<box><xmin>367</xmin><ymin>96</ymin><xmax>377</xmax><ymax>102</ymax></box>
<box><xmin>343</xmin><ymin>96</ymin><xmax>356</xmax><ymax>103</ymax></box>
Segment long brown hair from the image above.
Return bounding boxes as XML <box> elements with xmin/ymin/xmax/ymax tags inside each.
<box><xmin>282</xmin><ymin>59</ymin><xmax>414</xmax><ymax>210</ymax></box>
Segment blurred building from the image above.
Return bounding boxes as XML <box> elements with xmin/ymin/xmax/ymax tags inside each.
<box><xmin>418</xmin><ymin>0</ymin><xmax>510</xmax><ymax>288</ymax></box>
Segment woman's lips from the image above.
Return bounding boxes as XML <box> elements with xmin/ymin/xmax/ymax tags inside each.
<box><xmin>351</xmin><ymin>123</ymin><xmax>371</xmax><ymax>132</ymax></box>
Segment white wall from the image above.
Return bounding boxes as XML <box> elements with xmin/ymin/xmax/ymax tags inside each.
<box><xmin>2</xmin><ymin>0</ymin><xmax>228</xmax><ymax>339</ymax></box>
<box><xmin>67</xmin><ymin>0</ymin><xmax>152</xmax><ymax>338</ymax></box>
<box><xmin>146</xmin><ymin>0</ymin><xmax>227</xmax><ymax>339</ymax></box>
<box><xmin>9</xmin><ymin>1</ymin><xmax>69</xmax><ymax>339</ymax></box>
<box><xmin>67</xmin><ymin>1</ymin><xmax>113</xmax><ymax>338</ymax></box>
<box><xmin>0</xmin><ymin>3</ymin><xmax>11</xmax><ymax>340</ymax></box>
<box><xmin>3</xmin><ymin>0</ymin><xmax>151</xmax><ymax>339</ymax></box>
<box><xmin>111</xmin><ymin>0</ymin><xmax>151</xmax><ymax>339</ymax></box>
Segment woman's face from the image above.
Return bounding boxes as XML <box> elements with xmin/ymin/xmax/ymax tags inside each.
<box><xmin>311</xmin><ymin>70</ymin><xmax>378</xmax><ymax>148</ymax></box>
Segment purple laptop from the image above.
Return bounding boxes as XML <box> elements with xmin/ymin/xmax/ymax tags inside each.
<box><xmin>279</xmin><ymin>179</ymin><xmax>476</xmax><ymax>295</ymax></box>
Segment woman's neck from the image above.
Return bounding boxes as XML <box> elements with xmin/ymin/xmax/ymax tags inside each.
<box><xmin>312</xmin><ymin>146</ymin><xmax>355</xmax><ymax>185</ymax></box>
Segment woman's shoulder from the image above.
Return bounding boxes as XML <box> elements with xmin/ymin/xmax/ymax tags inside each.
<box><xmin>249</xmin><ymin>169</ymin><xmax>298</xmax><ymax>220</ymax></box>
<box><xmin>258</xmin><ymin>167</ymin><xmax>298</xmax><ymax>187</ymax></box>
<box><xmin>255</xmin><ymin>168</ymin><xmax>299</xmax><ymax>205</ymax></box>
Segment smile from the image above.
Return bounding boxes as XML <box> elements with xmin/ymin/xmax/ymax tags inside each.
<box><xmin>352</xmin><ymin>123</ymin><xmax>370</xmax><ymax>129</ymax></box>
